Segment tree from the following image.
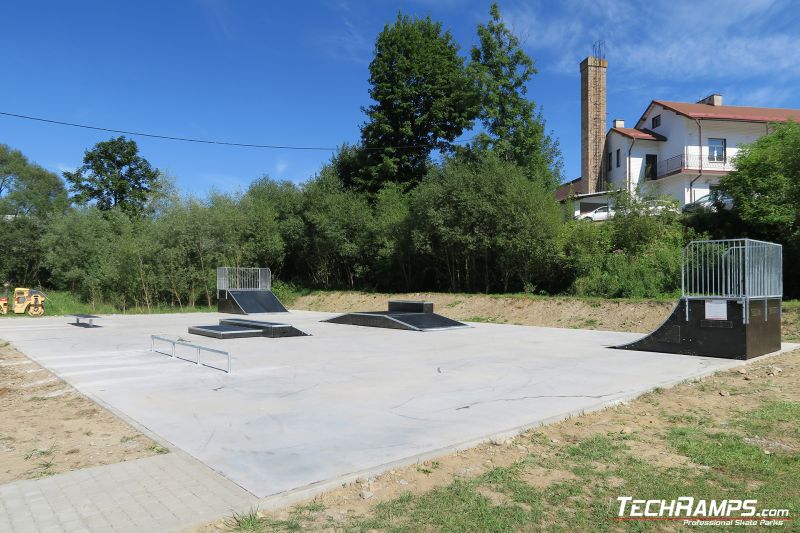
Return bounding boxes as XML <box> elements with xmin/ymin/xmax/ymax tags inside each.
<box><xmin>0</xmin><ymin>144</ymin><xmax>67</xmax><ymax>217</ymax></box>
<box><xmin>0</xmin><ymin>144</ymin><xmax>68</xmax><ymax>285</ymax></box>
<box><xmin>468</xmin><ymin>3</ymin><xmax>562</xmax><ymax>189</ymax></box>
<box><xmin>410</xmin><ymin>152</ymin><xmax>561</xmax><ymax>292</ymax></box>
<box><xmin>64</xmin><ymin>136</ymin><xmax>160</xmax><ymax>216</ymax></box>
<box><xmin>717</xmin><ymin>121</ymin><xmax>800</xmax><ymax>298</ymax></box>
<box><xmin>718</xmin><ymin>122</ymin><xmax>800</xmax><ymax>241</ymax></box>
<box><xmin>357</xmin><ymin>13</ymin><xmax>479</xmax><ymax>191</ymax></box>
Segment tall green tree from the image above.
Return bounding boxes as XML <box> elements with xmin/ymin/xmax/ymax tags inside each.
<box><xmin>411</xmin><ymin>153</ymin><xmax>561</xmax><ymax>292</ymax></box>
<box><xmin>0</xmin><ymin>144</ymin><xmax>68</xmax><ymax>285</ymax></box>
<box><xmin>0</xmin><ymin>144</ymin><xmax>67</xmax><ymax>217</ymax></box>
<box><xmin>469</xmin><ymin>3</ymin><xmax>562</xmax><ymax>189</ymax></box>
<box><xmin>64</xmin><ymin>136</ymin><xmax>160</xmax><ymax>216</ymax></box>
<box><xmin>357</xmin><ymin>13</ymin><xmax>479</xmax><ymax>191</ymax></box>
<box><xmin>717</xmin><ymin>121</ymin><xmax>800</xmax><ymax>298</ymax></box>
<box><xmin>718</xmin><ymin>121</ymin><xmax>800</xmax><ymax>241</ymax></box>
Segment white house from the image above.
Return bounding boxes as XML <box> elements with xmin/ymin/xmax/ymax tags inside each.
<box><xmin>603</xmin><ymin>94</ymin><xmax>800</xmax><ymax>207</ymax></box>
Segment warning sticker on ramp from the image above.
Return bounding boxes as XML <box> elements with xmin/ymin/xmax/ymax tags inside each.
<box><xmin>704</xmin><ymin>299</ymin><xmax>728</xmax><ymax>321</ymax></box>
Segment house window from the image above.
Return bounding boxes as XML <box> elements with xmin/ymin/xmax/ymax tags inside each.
<box><xmin>652</xmin><ymin>114</ymin><xmax>661</xmax><ymax>128</ymax></box>
<box><xmin>607</xmin><ymin>152</ymin><xmax>612</xmax><ymax>171</ymax></box>
<box><xmin>708</xmin><ymin>138</ymin><xmax>726</xmax><ymax>162</ymax></box>
<box><xmin>616</xmin><ymin>148</ymin><xmax>620</xmax><ymax>168</ymax></box>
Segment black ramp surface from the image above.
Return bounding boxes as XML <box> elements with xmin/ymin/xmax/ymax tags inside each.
<box><xmin>613</xmin><ymin>298</ymin><xmax>781</xmax><ymax>359</ymax></box>
<box><xmin>227</xmin><ymin>290</ymin><xmax>288</xmax><ymax>314</ymax></box>
<box><xmin>189</xmin><ymin>325</ymin><xmax>263</xmax><ymax>339</ymax></box>
<box><xmin>324</xmin><ymin>311</ymin><xmax>468</xmax><ymax>332</ymax></box>
<box><xmin>219</xmin><ymin>318</ymin><xmax>308</xmax><ymax>337</ymax></box>
<box><xmin>392</xmin><ymin>312</ymin><xmax>468</xmax><ymax>331</ymax></box>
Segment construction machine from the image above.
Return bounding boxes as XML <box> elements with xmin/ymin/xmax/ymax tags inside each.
<box><xmin>0</xmin><ymin>288</ymin><xmax>47</xmax><ymax>316</ymax></box>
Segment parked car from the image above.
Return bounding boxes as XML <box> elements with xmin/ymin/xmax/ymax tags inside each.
<box><xmin>682</xmin><ymin>191</ymin><xmax>734</xmax><ymax>213</ymax></box>
<box><xmin>579</xmin><ymin>205</ymin><xmax>615</xmax><ymax>222</ymax></box>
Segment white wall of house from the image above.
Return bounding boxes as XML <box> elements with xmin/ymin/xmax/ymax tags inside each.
<box><xmin>604</xmin><ymin>132</ymin><xmax>660</xmax><ymax>194</ymax></box>
<box><xmin>684</xmin><ymin>120</ymin><xmax>770</xmax><ymax>166</ymax></box>
<box><xmin>643</xmin><ymin>105</ymin><xmax>686</xmax><ymax>162</ymax></box>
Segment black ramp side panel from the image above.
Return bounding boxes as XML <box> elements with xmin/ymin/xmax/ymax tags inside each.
<box><xmin>613</xmin><ymin>299</ymin><xmax>750</xmax><ymax>359</ymax></box>
<box><xmin>227</xmin><ymin>290</ymin><xmax>288</xmax><ymax>314</ymax></box>
<box><xmin>388</xmin><ymin>300</ymin><xmax>434</xmax><ymax>313</ymax></box>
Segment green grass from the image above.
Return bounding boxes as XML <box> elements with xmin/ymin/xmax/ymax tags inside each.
<box><xmin>223</xmin><ymin>389</ymin><xmax>800</xmax><ymax>532</ymax></box>
<box><xmin>733</xmin><ymin>401</ymin><xmax>800</xmax><ymax>440</ymax></box>
<box><xmin>147</xmin><ymin>443</ymin><xmax>169</xmax><ymax>454</ymax></box>
<box><xmin>42</xmin><ymin>291</ymin><xmax>216</xmax><ymax>316</ymax></box>
<box><xmin>464</xmin><ymin>315</ymin><xmax>505</xmax><ymax>323</ymax></box>
<box><xmin>24</xmin><ymin>443</ymin><xmax>56</xmax><ymax>460</ymax></box>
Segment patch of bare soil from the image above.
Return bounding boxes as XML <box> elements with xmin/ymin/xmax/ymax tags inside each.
<box><xmin>294</xmin><ymin>292</ymin><xmax>672</xmax><ymax>333</ymax></box>
<box><xmin>0</xmin><ymin>341</ymin><xmax>162</xmax><ymax>484</ymax></box>
<box><xmin>197</xmin><ymin>346</ymin><xmax>800</xmax><ymax>532</ymax></box>
<box><xmin>294</xmin><ymin>292</ymin><xmax>800</xmax><ymax>338</ymax></box>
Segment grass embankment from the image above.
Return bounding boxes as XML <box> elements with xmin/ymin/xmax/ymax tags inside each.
<box><xmin>292</xmin><ymin>290</ymin><xmax>800</xmax><ymax>341</ymax></box>
<box><xmin>215</xmin><ymin>349</ymin><xmax>800</xmax><ymax>532</ymax></box>
<box><xmin>3</xmin><ymin>282</ymin><xmax>310</xmax><ymax>317</ymax></box>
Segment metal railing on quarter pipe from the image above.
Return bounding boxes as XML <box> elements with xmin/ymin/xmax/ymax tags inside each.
<box><xmin>614</xmin><ymin>239</ymin><xmax>782</xmax><ymax>359</ymax></box>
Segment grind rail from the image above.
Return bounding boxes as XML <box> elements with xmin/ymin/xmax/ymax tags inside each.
<box><xmin>150</xmin><ymin>335</ymin><xmax>231</xmax><ymax>373</ymax></box>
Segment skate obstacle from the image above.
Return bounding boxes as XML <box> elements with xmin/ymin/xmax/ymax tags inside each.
<box><xmin>615</xmin><ymin>239</ymin><xmax>782</xmax><ymax>359</ymax></box>
<box><xmin>216</xmin><ymin>267</ymin><xmax>288</xmax><ymax>314</ymax></box>
<box><xmin>189</xmin><ymin>267</ymin><xmax>307</xmax><ymax>339</ymax></box>
<box><xmin>189</xmin><ymin>318</ymin><xmax>307</xmax><ymax>339</ymax></box>
<box><xmin>324</xmin><ymin>300</ymin><xmax>469</xmax><ymax>332</ymax></box>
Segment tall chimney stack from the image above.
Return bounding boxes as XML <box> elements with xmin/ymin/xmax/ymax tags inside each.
<box><xmin>580</xmin><ymin>53</ymin><xmax>608</xmax><ymax>193</ymax></box>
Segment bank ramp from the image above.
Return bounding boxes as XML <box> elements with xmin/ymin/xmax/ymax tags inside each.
<box><xmin>324</xmin><ymin>300</ymin><xmax>469</xmax><ymax>332</ymax></box>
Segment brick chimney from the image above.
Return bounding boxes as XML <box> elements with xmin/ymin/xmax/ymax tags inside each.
<box><xmin>580</xmin><ymin>56</ymin><xmax>608</xmax><ymax>193</ymax></box>
<box><xmin>697</xmin><ymin>93</ymin><xmax>723</xmax><ymax>106</ymax></box>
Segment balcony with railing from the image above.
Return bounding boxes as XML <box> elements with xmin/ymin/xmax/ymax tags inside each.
<box><xmin>655</xmin><ymin>154</ymin><xmax>736</xmax><ymax>179</ymax></box>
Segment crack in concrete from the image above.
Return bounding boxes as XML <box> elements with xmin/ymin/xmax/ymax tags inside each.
<box><xmin>455</xmin><ymin>390</ymin><xmax>626</xmax><ymax>410</ymax></box>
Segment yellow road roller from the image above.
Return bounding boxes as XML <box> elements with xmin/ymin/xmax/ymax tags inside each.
<box><xmin>0</xmin><ymin>288</ymin><xmax>46</xmax><ymax>316</ymax></box>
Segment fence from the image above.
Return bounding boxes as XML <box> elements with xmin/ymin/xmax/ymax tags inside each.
<box><xmin>656</xmin><ymin>154</ymin><xmax>736</xmax><ymax>178</ymax></box>
<box><xmin>150</xmin><ymin>335</ymin><xmax>231</xmax><ymax>373</ymax></box>
<box><xmin>216</xmin><ymin>267</ymin><xmax>271</xmax><ymax>292</ymax></box>
<box><xmin>681</xmin><ymin>239</ymin><xmax>782</xmax><ymax>323</ymax></box>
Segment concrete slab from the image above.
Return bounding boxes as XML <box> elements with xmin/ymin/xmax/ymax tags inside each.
<box><xmin>0</xmin><ymin>311</ymin><xmax>794</xmax><ymax>499</ymax></box>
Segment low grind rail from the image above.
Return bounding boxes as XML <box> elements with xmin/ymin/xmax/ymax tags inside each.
<box><xmin>150</xmin><ymin>335</ymin><xmax>231</xmax><ymax>373</ymax></box>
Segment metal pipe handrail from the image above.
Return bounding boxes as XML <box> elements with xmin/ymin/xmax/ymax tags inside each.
<box><xmin>681</xmin><ymin>239</ymin><xmax>782</xmax><ymax>325</ymax></box>
<box><xmin>150</xmin><ymin>335</ymin><xmax>231</xmax><ymax>373</ymax></box>
<box><xmin>216</xmin><ymin>267</ymin><xmax>272</xmax><ymax>292</ymax></box>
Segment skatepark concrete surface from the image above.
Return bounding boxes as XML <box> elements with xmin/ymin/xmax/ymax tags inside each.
<box><xmin>0</xmin><ymin>311</ymin><xmax>795</xmax><ymax>500</ymax></box>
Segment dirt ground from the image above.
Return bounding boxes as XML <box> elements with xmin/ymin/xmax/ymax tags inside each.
<box><xmin>293</xmin><ymin>291</ymin><xmax>800</xmax><ymax>339</ymax></box>
<box><xmin>0</xmin><ymin>341</ymin><xmax>162</xmax><ymax>484</ymax></box>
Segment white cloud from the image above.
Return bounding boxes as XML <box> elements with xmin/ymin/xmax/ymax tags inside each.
<box><xmin>320</xmin><ymin>2</ymin><xmax>373</xmax><ymax>65</ymax></box>
<box><xmin>506</xmin><ymin>0</ymin><xmax>800</xmax><ymax>83</ymax></box>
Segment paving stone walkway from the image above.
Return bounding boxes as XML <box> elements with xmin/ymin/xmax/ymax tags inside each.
<box><xmin>0</xmin><ymin>451</ymin><xmax>256</xmax><ymax>533</ymax></box>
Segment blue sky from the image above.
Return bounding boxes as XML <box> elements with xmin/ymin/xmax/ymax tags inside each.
<box><xmin>2</xmin><ymin>0</ymin><xmax>799</xmax><ymax>196</ymax></box>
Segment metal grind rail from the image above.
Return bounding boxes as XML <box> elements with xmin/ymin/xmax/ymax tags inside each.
<box><xmin>150</xmin><ymin>335</ymin><xmax>231</xmax><ymax>373</ymax></box>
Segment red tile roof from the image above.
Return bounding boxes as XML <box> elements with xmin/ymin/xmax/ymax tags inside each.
<box><xmin>648</xmin><ymin>101</ymin><xmax>800</xmax><ymax>124</ymax></box>
<box><xmin>555</xmin><ymin>177</ymin><xmax>583</xmax><ymax>201</ymax></box>
<box><xmin>609</xmin><ymin>127</ymin><xmax>666</xmax><ymax>141</ymax></box>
